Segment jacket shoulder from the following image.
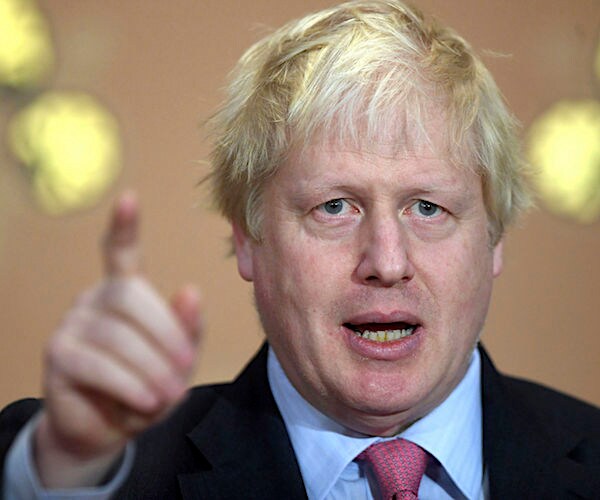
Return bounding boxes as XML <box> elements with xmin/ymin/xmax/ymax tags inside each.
<box><xmin>500</xmin><ymin>374</ymin><xmax>600</xmax><ymax>433</ymax></box>
<box><xmin>0</xmin><ymin>399</ymin><xmax>42</xmax><ymax>454</ymax></box>
<box><xmin>481</xmin><ymin>347</ymin><xmax>600</xmax><ymax>499</ymax></box>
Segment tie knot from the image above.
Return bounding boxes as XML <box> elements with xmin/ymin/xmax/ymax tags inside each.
<box><xmin>357</xmin><ymin>439</ymin><xmax>428</xmax><ymax>500</ymax></box>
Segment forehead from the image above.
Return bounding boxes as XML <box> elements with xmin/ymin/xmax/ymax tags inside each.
<box><xmin>277</xmin><ymin>149</ymin><xmax>478</xmax><ymax>206</ymax></box>
<box><xmin>288</xmin><ymin>98</ymin><xmax>477</xmax><ymax>173</ymax></box>
<box><xmin>277</xmin><ymin>121</ymin><xmax>481</xmax><ymax>196</ymax></box>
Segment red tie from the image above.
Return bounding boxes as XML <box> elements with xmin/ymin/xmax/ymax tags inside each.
<box><xmin>357</xmin><ymin>439</ymin><xmax>429</xmax><ymax>500</ymax></box>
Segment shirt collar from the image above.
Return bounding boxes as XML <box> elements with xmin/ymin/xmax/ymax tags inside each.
<box><xmin>267</xmin><ymin>347</ymin><xmax>482</xmax><ymax>500</ymax></box>
<box><xmin>402</xmin><ymin>349</ymin><xmax>483</xmax><ymax>499</ymax></box>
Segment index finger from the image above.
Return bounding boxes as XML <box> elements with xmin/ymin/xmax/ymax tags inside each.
<box><xmin>103</xmin><ymin>191</ymin><xmax>141</xmax><ymax>276</ymax></box>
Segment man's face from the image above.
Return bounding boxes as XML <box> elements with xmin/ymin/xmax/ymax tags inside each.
<box><xmin>233</xmin><ymin>130</ymin><xmax>503</xmax><ymax>436</ymax></box>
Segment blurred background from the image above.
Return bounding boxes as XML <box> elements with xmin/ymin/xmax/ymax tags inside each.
<box><xmin>1</xmin><ymin>0</ymin><xmax>598</xmax><ymax>409</ymax></box>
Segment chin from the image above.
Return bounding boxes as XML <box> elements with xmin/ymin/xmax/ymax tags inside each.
<box><xmin>330</xmin><ymin>384</ymin><xmax>423</xmax><ymax>428</ymax></box>
<box><xmin>334</xmin><ymin>400</ymin><xmax>421</xmax><ymax>437</ymax></box>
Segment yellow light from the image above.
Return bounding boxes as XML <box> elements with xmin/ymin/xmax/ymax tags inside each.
<box><xmin>595</xmin><ymin>36</ymin><xmax>600</xmax><ymax>84</ymax></box>
<box><xmin>0</xmin><ymin>0</ymin><xmax>54</xmax><ymax>88</ymax></box>
<box><xmin>9</xmin><ymin>91</ymin><xmax>122</xmax><ymax>214</ymax></box>
<box><xmin>527</xmin><ymin>100</ymin><xmax>600</xmax><ymax>223</ymax></box>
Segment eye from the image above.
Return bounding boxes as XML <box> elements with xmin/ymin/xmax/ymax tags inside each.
<box><xmin>409</xmin><ymin>200</ymin><xmax>443</xmax><ymax>218</ymax></box>
<box><xmin>318</xmin><ymin>198</ymin><xmax>353</xmax><ymax>215</ymax></box>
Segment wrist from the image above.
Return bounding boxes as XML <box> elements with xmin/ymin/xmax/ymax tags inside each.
<box><xmin>34</xmin><ymin>413</ymin><xmax>125</xmax><ymax>489</ymax></box>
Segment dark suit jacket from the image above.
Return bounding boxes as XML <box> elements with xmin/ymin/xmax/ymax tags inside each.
<box><xmin>1</xmin><ymin>344</ymin><xmax>599</xmax><ymax>499</ymax></box>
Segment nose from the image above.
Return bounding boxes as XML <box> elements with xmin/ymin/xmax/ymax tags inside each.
<box><xmin>354</xmin><ymin>214</ymin><xmax>414</xmax><ymax>287</ymax></box>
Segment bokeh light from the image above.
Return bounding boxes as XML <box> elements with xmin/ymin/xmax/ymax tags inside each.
<box><xmin>595</xmin><ymin>36</ymin><xmax>600</xmax><ymax>84</ymax></box>
<box><xmin>8</xmin><ymin>91</ymin><xmax>122</xmax><ymax>214</ymax></box>
<box><xmin>0</xmin><ymin>0</ymin><xmax>54</xmax><ymax>89</ymax></box>
<box><xmin>527</xmin><ymin>100</ymin><xmax>600</xmax><ymax>224</ymax></box>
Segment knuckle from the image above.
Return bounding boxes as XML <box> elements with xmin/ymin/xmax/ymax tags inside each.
<box><xmin>59</xmin><ymin>307</ymin><xmax>95</xmax><ymax>341</ymax></box>
<box><xmin>72</xmin><ymin>286</ymin><xmax>99</xmax><ymax>308</ymax></box>
<box><xmin>44</xmin><ymin>334</ymin><xmax>73</xmax><ymax>370</ymax></box>
<box><xmin>146</xmin><ymin>364</ymin><xmax>184</xmax><ymax>401</ymax></box>
<box><xmin>144</xmin><ymin>359</ymin><xmax>171</xmax><ymax>386</ymax></box>
<box><xmin>100</xmin><ymin>276</ymin><xmax>145</xmax><ymax>310</ymax></box>
<box><xmin>98</xmin><ymin>277</ymin><xmax>127</xmax><ymax>307</ymax></box>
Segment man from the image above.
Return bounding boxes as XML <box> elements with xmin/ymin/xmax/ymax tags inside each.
<box><xmin>1</xmin><ymin>1</ymin><xmax>599</xmax><ymax>498</ymax></box>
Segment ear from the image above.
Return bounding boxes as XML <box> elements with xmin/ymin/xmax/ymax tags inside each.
<box><xmin>492</xmin><ymin>239</ymin><xmax>503</xmax><ymax>278</ymax></box>
<box><xmin>232</xmin><ymin>222</ymin><xmax>254</xmax><ymax>282</ymax></box>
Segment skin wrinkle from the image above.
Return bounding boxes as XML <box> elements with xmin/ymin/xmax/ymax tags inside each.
<box><xmin>234</xmin><ymin>118</ymin><xmax>503</xmax><ymax>437</ymax></box>
<box><xmin>211</xmin><ymin>1</ymin><xmax>531</xmax><ymax>255</ymax></box>
<box><xmin>215</xmin><ymin>1</ymin><xmax>524</xmax><ymax>439</ymax></box>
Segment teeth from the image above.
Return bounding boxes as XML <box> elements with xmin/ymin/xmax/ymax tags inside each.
<box><xmin>355</xmin><ymin>327</ymin><xmax>415</xmax><ymax>342</ymax></box>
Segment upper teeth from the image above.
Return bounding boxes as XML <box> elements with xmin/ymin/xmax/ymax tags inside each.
<box><xmin>356</xmin><ymin>327</ymin><xmax>415</xmax><ymax>342</ymax></box>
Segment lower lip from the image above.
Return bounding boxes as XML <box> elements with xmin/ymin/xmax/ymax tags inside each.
<box><xmin>343</xmin><ymin>325</ymin><xmax>423</xmax><ymax>361</ymax></box>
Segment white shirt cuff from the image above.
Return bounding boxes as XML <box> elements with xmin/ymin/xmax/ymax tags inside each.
<box><xmin>3</xmin><ymin>413</ymin><xmax>135</xmax><ymax>500</ymax></box>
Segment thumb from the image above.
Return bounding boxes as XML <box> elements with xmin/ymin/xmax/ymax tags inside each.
<box><xmin>171</xmin><ymin>285</ymin><xmax>203</xmax><ymax>345</ymax></box>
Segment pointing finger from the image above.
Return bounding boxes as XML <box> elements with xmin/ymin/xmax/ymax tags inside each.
<box><xmin>103</xmin><ymin>191</ymin><xmax>141</xmax><ymax>276</ymax></box>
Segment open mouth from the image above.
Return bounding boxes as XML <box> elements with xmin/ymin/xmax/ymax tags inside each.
<box><xmin>344</xmin><ymin>322</ymin><xmax>417</xmax><ymax>342</ymax></box>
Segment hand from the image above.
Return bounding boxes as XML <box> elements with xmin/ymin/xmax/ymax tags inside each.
<box><xmin>34</xmin><ymin>192</ymin><xmax>202</xmax><ymax>488</ymax></box>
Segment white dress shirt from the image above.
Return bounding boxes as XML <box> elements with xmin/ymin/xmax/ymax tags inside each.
<box><xmin>268</xmin><ymin>347</ymin><xmax>485</xmax><ymax>500</ymax></box>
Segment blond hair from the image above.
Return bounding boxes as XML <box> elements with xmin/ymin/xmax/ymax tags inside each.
<box><xmin>208</xmin><ymin>0</ymin><xmax>531</xmax><ymax>245</ymax></box>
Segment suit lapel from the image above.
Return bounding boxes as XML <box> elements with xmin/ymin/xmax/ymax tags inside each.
<box><xmin>178</xmin><ymin>345</ymin><xmax>308</xmax><ymax>499</ymax></box>
<box><xmin>480</xmin><ymin>345</ymin><xmax>598</xmax><ymax>499</ymax></box>
<box><xmin>171</xmin><ymin>342</ymin><xmax>597</xmax><ymax>499</ymax></box>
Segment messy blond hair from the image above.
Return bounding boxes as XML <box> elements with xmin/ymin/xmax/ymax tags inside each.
<box><xmin>208</xmin><ymin>0</ymin><xmax>531</xmax><ymax>245</ymax></box>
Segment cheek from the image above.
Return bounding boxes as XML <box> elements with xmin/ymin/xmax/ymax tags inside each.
<box><xmin>418</xmin><ymin>236</ymin><xmax>495</xmax><ymax>318</ymax></box>
<box><xmin>270</xmin><ymin>232</ymin><xmax>350</xmax><ymax>288</ymax></box>
<box><xmin>252</xmin><ymin>239</ymin><xmax>326</xmax><ymax>326</ymax></box>
<box><xmin>252</xmin><ymin>234</ymin><xmax>354</xmax><ymax>347</ymax></box>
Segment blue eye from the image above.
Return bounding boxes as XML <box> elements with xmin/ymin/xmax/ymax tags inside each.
<box><xmin>321</xmin><ymin>199</ymin><xmax>346</xmax><ymax>215</ymax></box>
<box><xmin>412</xmin><ymin>200</ymin><xmax>442</xmax><ymax>218</ymax></box>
